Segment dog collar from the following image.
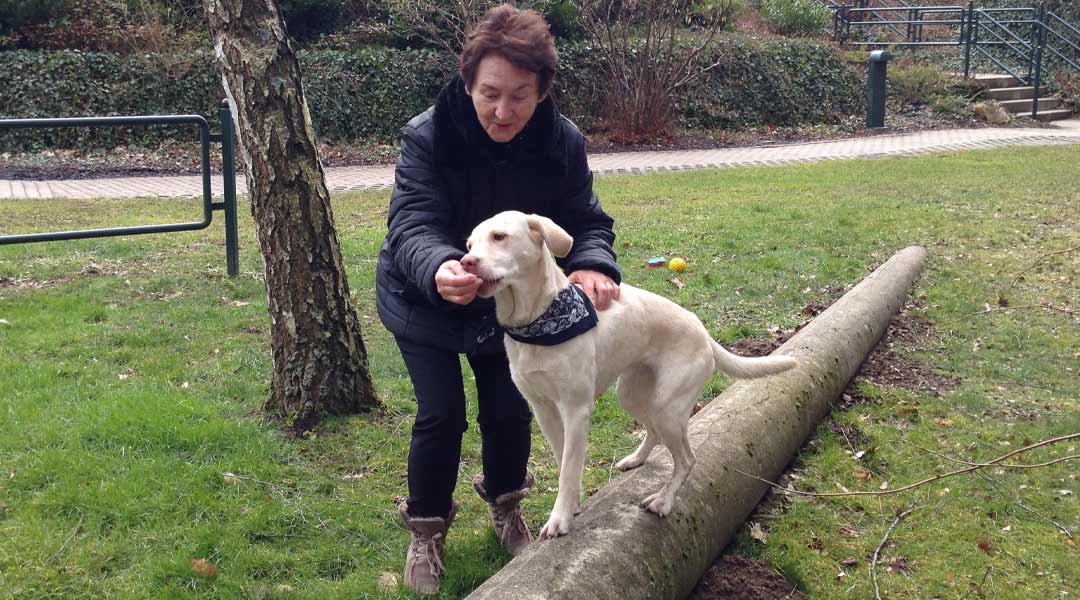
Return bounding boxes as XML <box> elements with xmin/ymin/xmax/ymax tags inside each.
<box><xmin>505</xmin><ymin>285</ymin><xmax>598</xmax><ymax>346</ymax></box>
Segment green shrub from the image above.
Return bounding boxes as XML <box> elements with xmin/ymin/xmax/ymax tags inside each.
<box><xmin>889</xmin><ymin>63</ymin><xmax>950</xmax><ymax>105</ymax></box>
<box><xmin>541</xmin><ymin>0</ymin><xmax>587</xmax><ymax>41</ymax></box>
<box><xmin>0</xmin><ymin>48</ymin><xmax>451</xmax><ymax>151</ymax></box>
<box><xmin>759</xmin><ymin>0</ymin><xmax>831</xmax><ymax>37</ymax></box>
<box><xmin>930</xmin><ymin>94</ymin><xmax>969</xmax><ymax>115</ymax></box>
<box><xmin>279</xmin><ymin>0</ymin><xmax>349</xmax><ymax>43</ymax></box>
<box><xmin>0</xmin><ymin>0</ymin><xmax>67</xmax><ymax>33</ymax></box>
<box><xmin>677</xmin><ymin>35</ymin><xmax>865</xmax><ymax>128</ymax></box>
<box><xmin>1052</xmin><ymin>71</ymin><xmax>1080</xmax><ymax>113</ymax></box>
<box><xmin>0</xmin><ymin>36</ymin><xmax>864</xmax><ymax>151</ymax></box>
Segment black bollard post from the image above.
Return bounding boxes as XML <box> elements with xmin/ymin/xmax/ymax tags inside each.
<box><xmin>867</xmin><ymin>50</ymin><xmax>892</xmax><ymax>129</ymax></box>
<box><xmin>220</xmin><ymin>100</ymin><xmax>240</xmax><ymax>277</ymax></box>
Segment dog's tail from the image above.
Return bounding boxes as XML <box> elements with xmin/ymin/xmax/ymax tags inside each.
<box><xmin>711</xmin><ymin>340</ymin><xmax>798</xmax><ymax>379</ymax></box>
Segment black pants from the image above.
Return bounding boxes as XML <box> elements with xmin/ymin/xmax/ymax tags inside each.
<box><xmin>395</xmin><ymin>336</ymin><xmax>533</xmax><ymax>518</ymax></box>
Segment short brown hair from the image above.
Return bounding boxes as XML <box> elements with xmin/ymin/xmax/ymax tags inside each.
<box><xmin>460</xmin><ymin>4</ymin><xmax>558</xmax><ymax>98</ymax></box>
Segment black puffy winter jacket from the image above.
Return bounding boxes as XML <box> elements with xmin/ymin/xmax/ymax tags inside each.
<box><xmin>375</xmin><ymin>76</ymin><xmax>621</xmax><ymax>353</ymax></box>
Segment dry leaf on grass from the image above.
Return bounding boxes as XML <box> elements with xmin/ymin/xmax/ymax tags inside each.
<box><xmin>191</xmin><ymin>558</ymin><xmax>219</xmax><ymax>579</ymax></box>
<box><xmin>748</xmin><ymin>521</ymin><xmax>767</xmax><ymax>543</ymax></box>
<box><xmin>377</xmin><ymin>572</ymin><xmax>398</xmax><ymax>592</ymax></box>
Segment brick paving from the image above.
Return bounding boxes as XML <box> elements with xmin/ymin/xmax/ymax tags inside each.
<box><xmin>2</xmin><ymin>122</ymin><xmax>1079</xmax><ymax>200</ymax></box>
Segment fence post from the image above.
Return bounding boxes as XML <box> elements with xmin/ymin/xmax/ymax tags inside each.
<box><xmin>837</xmin><ymin>4</ymin><xmax>850</xmax><ymax>44</ymax></box>
<box><xmin>1031</xmin><ymin>3</ymin><xmax>1046</xmax><ymax>118</ymax></box>
<box><xmin>963</xmin><ymin>0</ymin><xmax>974</xmax><ymax>78</ymax></box>
<box><xmin>220</xmin><ymin>100</ymin><xmax>240</xmax><ymax>277</ymax></box>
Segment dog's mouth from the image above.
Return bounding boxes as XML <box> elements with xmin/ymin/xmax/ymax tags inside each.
<box><xmin>477</xmin><ymin>276</ymin><xmax>503</xmax><ymax>297</ymax></box>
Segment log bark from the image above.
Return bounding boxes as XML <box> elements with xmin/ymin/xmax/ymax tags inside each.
<box><xmin>204</xmin><ymin>0</ymin><xmax>379</xmax><ymax>434</ymax></box>
<box><xmin>466</xmin><ymin>246</ymin><xmax>929</xmax><ymax>600</ymax></box>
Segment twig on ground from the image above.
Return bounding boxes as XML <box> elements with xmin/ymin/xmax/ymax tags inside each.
<box><xmin>736</xmin><ymin>433</ymin><xmax>1080</xmax><ymax>498</ymax></box>
<box><xmin>871</xmin><ymin>507</ymin><xmax>916</xmax><ymax>600</ymax></box>
<box><xmin>1013</xmin><ymin>502</ymin><xmax>1074</xmax><ymax>539</ymax></box>
<box><xmin>961</xmin><ymin>566</ymin><xmax>993</xmax><ymax>600</ymax></box>
<box><xmin>46</xmin><ymin>510</ymin><xmax>85</xmax><ymax>564</ymax></box>
<box><xmin>222</xmin><ymin>471</ymin><xmax>396</xmax><ymax>516</ymax></box>
<box><xmin>999</xmin><ymin>245</ymin><xmax>1080</xmax><ymax>298</ymax></box>
<box><xmin>902</xmin><ymin>439</ymin><xmax>1080</xmax><ymax>471</ymax></box>
<box><xmin>939</xmin><ymin>303</ymin><xmax>1080</xmax><ymax>329</ymax></box>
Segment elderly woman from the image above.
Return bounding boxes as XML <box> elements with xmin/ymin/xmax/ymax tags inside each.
<box><xmin>375</xmin><ymin>4</ymin><xmax>621</xmax><ymax>594</ymax></box>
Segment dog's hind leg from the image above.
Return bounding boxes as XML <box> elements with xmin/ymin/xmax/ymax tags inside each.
<box><xmin>637</xmin><ymin>365</ymin><xmax>706</xmax><ymax>517</ymax></box>
<box><xmin>638</xmin><ymin>415</ymin><xmax>695</xmax><ymax>517</ymax></box>
<box><xmin>614</xmin><ymin>368</ymin><xmax>660</xmax><ymax>471</ymax></box>
<box><xmin>615</xmin><ymin>427</ymin><xmax>659</xmax><ymax>472</ymax></box>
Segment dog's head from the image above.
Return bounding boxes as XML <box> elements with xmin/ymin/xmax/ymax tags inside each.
<box><xmin>461</xmin><ymin>211</ymin><xmax>573</xmax><ymax>298</ymax></box>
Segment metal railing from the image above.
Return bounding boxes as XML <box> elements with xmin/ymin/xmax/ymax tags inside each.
<box><xmin>832</xmin><ymin>1</ymin><xmax>1080</xmax><ymax>117</ymax></box>
<box><xmin>0</xmin><ymin>101</ymin><xmax>240</xmax><ymax>277</ymax></box>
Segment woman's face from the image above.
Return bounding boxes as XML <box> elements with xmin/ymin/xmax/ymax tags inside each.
<box><xmin>466</xmin><ymin>53</ymin><xmax>543</xmax><ymax>143</ymax></box>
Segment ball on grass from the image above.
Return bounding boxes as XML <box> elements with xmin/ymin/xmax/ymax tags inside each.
<box><xmin>668</xmin><ymin>257</ymin><xmax>687</xmax><ymax>272</ymax></box>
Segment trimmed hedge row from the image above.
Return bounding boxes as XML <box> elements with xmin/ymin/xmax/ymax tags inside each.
<box><xmin>0</xmin><ymin>37</ymin><xmax>863</xmax><ymax>151</ymax></box>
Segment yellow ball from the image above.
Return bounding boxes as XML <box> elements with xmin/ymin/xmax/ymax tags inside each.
<box><xmin>668</xmin><ymin>257</ymin><xmax>687</xmax><ymax>272</ymax></box>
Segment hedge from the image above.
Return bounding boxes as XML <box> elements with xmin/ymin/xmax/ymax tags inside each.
<box><xmin>0</xmin><ymin>37</ymin><xmax>863</xmax><ymax>151</ymax></box>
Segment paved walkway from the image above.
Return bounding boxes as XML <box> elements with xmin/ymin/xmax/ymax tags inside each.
<box><xmin>3</xmin><ymin>120</ymin><xmax>1079</xmax><ymax>199</ymax></box>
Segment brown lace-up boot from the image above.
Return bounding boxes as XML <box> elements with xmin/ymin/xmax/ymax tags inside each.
<box><xmin>399</xmin><ymin>501</ymin><xmax>458</xmax><ymax>595</ymax></box>
<box><xmin>472</xmin><ymin>472</ymin><xmax>534</xmax><ymax>556</ymax></box>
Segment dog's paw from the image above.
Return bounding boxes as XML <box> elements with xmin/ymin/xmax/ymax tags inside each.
<box><xmin>614</xmin><ymin>455</ymin><xmax>646</xmax><ymax>472</ymax></box>
<box><xmin>539</xmin><ymin>512</ymin><xmax>573</xmax><ymax>539</ymax></box>
<box><xmin>639</xmin><ymin>492</ymin><xmax>673</xmax><ymax>517</ymax></box>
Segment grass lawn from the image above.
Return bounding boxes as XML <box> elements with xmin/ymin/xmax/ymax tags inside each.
<box><xmin>1</xmin><ymin>145</ymin><xmax>1077</xmax><ymax>599</ymax></box>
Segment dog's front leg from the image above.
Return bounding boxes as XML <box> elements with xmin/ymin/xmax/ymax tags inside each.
<box><xmin>529</xmin><ymin>396</ymin><xmax>564</xmax><ymax>470</ymax></box>
<box><xmin>539</xmin><ymin>397</ymin><xmax>593</xmax><ymax>539</ymax></box>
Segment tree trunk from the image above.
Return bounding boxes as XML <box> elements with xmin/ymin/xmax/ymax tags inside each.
<box><xmin>466</xmin><ymin>247</ymin><xmax>929</xmax><ymax>600</ymax></box>
<box><xmin>204</xmin><ymin>0</ymin><xmax>379</xmax><ymax>435</ymax></box>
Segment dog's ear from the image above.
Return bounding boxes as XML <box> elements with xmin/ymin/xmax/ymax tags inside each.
<box><xmin>526</xmin><ymin>214</ymin><xmax>573</xmax><ymax>258</ymax></box>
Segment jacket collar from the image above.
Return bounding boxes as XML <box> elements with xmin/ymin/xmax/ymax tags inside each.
<box><xmin>432</xmin><ymin>75</ymin><xmax>567</xmax><ymax>172</ymax></box>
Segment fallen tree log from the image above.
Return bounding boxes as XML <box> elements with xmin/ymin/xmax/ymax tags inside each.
<box><xmin>466</xmin><ymin>246</ymin><xmax>929</xmax><ymax>600</ymax></box>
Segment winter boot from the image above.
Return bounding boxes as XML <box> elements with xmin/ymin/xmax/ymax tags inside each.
<box><xmin>472</xmin><ymin>472</ymin><xmax>534</xmax><ymax>556</ymax></box>
<box><xmin>399</xmin><ymin>501</ymin><xmax>458</xmax><ymax>595</ymax></box>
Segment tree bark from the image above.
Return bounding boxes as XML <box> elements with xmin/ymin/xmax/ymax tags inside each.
<box><xmin>204</xmin><ymin>0</ymin><xmax>379</xmax><ymax>434</ymax></box>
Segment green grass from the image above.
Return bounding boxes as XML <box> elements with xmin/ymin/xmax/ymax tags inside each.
<box><xmin>1</xmin><ymin>145</ymin><xmax>1078</xmax><ymax>599</ymax></box>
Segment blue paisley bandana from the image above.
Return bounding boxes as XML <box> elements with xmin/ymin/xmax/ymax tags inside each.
<box><xmin>505</xmin><ymin>285</ymin><xmax>598</xmax><ymax>346</ymax></box>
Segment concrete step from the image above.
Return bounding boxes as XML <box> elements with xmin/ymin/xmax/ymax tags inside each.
<box><xmin>1015</xmin><ymin>109</ymin><xmax>1074</xmax><ymax>122</ymax></box>
<box><xmin>983</xmin><ymin>86</ymin><xmax>1037</xmax><ymax>101</ymax></box>
<box><xmin>973</xmin><ymin>74</ymin><xmax>1022</xmax><ymax>89</ymax></box>
<box><xmin>1000</xmin><ymin>97</ymin><xmax>1062</xmax><ymax>113</ymax></box>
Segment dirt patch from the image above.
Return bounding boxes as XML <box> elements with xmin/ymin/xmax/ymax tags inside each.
<box><xmin>688</xmin><ymin>555</ymin><xmax>805</xmax><ymax>600</ymax></box>
<box><xmin>695</xmin><ymin>305</ymin><xmax>955</xmax><ymax>599</ymax></box>
<box><xmin>725</xmin><ymin>305</ymin><xmax>960</xmax><ymax>404</ymax></box>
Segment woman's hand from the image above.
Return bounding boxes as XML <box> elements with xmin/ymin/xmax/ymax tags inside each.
<box><xmin>568</xmin><ymin>269</ymin><xmax>620</xmax><ymax>310</ymax></box>
<box><xmin>436</xmin><ymin>260</ymin><xmax>482</xmax><ymax>305</ymax></box>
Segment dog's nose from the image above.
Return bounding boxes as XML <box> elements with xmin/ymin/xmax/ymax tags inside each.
<box><xmin>460</xmin><ymin>254</ymin><xmax>479</xmax><ymax>274</ymax></box>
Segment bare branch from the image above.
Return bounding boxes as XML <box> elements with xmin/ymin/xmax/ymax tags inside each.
<box><xmin>872</xmin><ymin>507</ymin><xmax>916</xmax><ymax>600</ymax></box>
<box><xmin>736</xmin><ymin>432</ymin><xmax>1080</xmax><ymax>498</ymax></box>
<box><xmin>1000</xmin><ymin>244</ymin><xmax>1080</xmax><ymax>298</ymax></box>
<box><xmin>573</xmin><ymin>0</ymin><xmax>732</xmax><ymax>139</ymax></box>
<box><xmin>939</xmin><ymin>303</ymin><xmax>1080</xmax><ymax>327</ymax></box>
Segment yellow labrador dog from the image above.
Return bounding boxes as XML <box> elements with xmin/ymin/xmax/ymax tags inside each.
<box><xmin>461</xmin><ymin>211</ymin><xmax>798</xmax><ymax>539</ymax></box>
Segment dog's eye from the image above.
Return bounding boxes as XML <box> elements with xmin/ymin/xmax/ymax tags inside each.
<box><xmin>465</xmin><ymin>240</ymin><xmax>473</xmax><ymax>250</ymax></box>
<box><xmin>492</xmin><ymin>232</ymin><xmax>507</xmax><ymax>242</ymax></box>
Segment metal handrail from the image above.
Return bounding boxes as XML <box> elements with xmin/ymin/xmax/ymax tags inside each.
<box><xmin>833</xmin><ymin>0</ymin><xmax>1080</xmax><ymax>110</ymax></box>
<box><xmin>1047</xmin><ymin>11</ymin><xmax>1080</xmax><ymax>38</ymax></box>
<box><xmin>0</xmin><ymin>106</ymin><xmax>240</xmax><ymax>276</ymax></box>
<box><xmin>971</xmin><ymin>9</ymin><xmax>1035</xmax><ymax>85</ymax></box>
